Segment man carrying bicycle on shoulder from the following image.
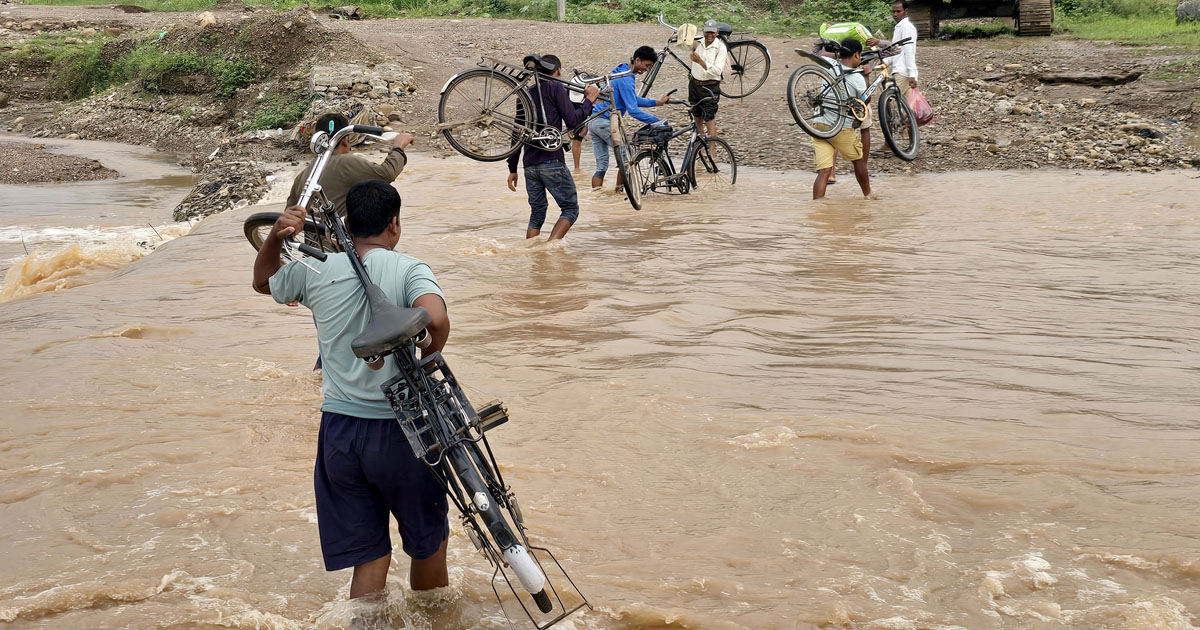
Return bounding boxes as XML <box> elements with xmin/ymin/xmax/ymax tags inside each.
<box><xmin>811</xmin><ymin>38</ymin><xmax>872</xmax><ymax>200</ymax></box>
<box><xmin>689</xmin><ymin>20</ymin><xmax>728</xmax><ymax>138</ymax></box>
<box><xmin>505</xmin><ymin>54</ymin><xmax>600</xmax><ymax>241</ymax></box>
<box><xmin>253</xmin><ymin>180</ymin><xmax>452</xmax><ymax>600</ymax></box>
<box><xmin>286</xmin><ymin>112</ymin><xmax>414</xmax><ymax>216</ymax></box>
<box><xmin>587</xmin><ymin>46</ymin><xmax>673</xmax><ymax>193</ymax></box>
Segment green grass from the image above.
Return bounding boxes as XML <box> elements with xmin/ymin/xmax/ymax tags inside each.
<box><xmin>19</xmin><ymin>0</ymin><xmax>216</xmax><ymax>9</ymax></box>
<box><xmin>242</xmin><ymin>93</ymin><xmax>312</xmax><ymax>130</ymax></box>
<box><xmin>2</xmin><ymin>35</ymin><xmax>259</xmax><ymax>99</ymax></box>
<box><xmin>1057</xmin><ymin>15</ymin><xmax>1200</xmax><ymax>47</ymax></box>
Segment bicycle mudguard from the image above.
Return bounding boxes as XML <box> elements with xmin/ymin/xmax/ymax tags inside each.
<box><xmin>794</xmin><ymin>48</ymin><xmax>830</xmax><ymax>66</ymax></box>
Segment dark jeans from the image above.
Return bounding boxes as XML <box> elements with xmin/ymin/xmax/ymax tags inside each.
<box><xmin>524</xmin><ymin>160</ymin><xmax>579</xmax><ymax>230</ymax></box>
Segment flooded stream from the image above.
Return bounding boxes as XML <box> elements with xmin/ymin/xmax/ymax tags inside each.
<box><xmin>0</xmin><ymin>136</ymin><xmax>197</xmax><ymax>301</ymax></box>
<box><xmin>0</xmin><ymin>153</ymin><xmax>1198</xmax><ymax>630</ymax></box>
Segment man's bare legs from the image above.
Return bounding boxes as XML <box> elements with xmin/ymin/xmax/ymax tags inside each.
<box><xmin>349</xmin><ymin>554</ymin><xmax>391</xmax><ymax>599</ymax></box>
<box><xmin>851</xmin><ymin>155</ymin><xmax>871</xmax><ymax>197</ymax></box>
<box><xmin>526</xmin><ymin>227</ymin><xmax>541</xmax><ymax>239</ymax></box>
<box><xmin>813</xmin><ymin>166</ymin><xmax>834</xmax><ymax>199</ymax></box>
<box><xmin>410</xmin><ymin>537</ymin><xmax>449</xmax><ymax>591</ymax></box>
<box><xmin>348</xmin><ymin>537</ymin><xmax>449</xmax><ymax>599</ymax></box>
<box><xmin>548</xmin><ymin>217</ymin><xmax>573</xmax><ymax>240</ymax></box>
<box><xmin>571</xmin><ymin>138</ymin><xmax>583</xmax><ymax>173</ymax></box>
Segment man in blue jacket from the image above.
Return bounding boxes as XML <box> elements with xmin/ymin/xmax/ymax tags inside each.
<box><xmin>506</xmin><ymin>54</ymin><xmax>600</xmax><ymax>240</ymax></box>
<box><xmin>587</xmin><ymin>46</ymin><xmax>673</xmax><ymax>192</ymax></box>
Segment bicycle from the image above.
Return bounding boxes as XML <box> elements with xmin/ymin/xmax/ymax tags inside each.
<box><xmin>629</xmin><ymin>95</ymin><xmax>737</xmax><ymax>196</ymax></box>
<box><xmin>437</xmin><ymin>54</ymin><xmax>648</xmax><ymax>211</ymax></box>
<box><xmin>241</xmin><ymin>124</ymin><xmax>384</xmax><ymax>265</ymax></box>
<box><xmin>639</xmin><ymin>13</ymin><xmax>771</xmax><ymax>100</ymax></box>
<box><xmin>244</xmin><ymin>123</ymin><xmax>592</xmax><ymax>630</ymax></box>
<box><xmin>786</xmin><ymin>37</ymin><xmax>919</xmax><ymax>161</ymax></box>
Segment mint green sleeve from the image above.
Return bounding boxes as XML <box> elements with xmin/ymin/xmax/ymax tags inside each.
<box><xmin>403</xmin><ymin>262</ymin><xmax>443</xmax><ymax>307</ymax></box>
<box><xmin>268</xmin><ymin>261</ymin><xmax>310</xmax><ymax>305</ymax></box>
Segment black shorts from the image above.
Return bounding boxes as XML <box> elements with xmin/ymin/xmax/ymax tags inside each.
<box><xmin>689</xmin><ymin>80</ymin><xmax>720</xmax><ymax>121</ymax></box>
<box><xmin>314</xmin><ymin>411</ymin><xmax>449</xmax><ymax>571</ymax></box>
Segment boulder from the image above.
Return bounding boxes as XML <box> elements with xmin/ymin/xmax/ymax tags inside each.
<box><xmin>1178</xmin><ymin>0</ymin><xmax>1200</xmax><ymax>23</ymax></box>
<box><xmin>197</xmin><ymin>11</ymin><xmax>216</xmax><ymax>26</ymax></box>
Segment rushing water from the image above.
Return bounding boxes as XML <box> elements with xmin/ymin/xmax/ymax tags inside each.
<box><xmin>1</xmin><ymin>153</ymin><xmax>1198</xmax><ymax>630</ymax></box>
<box><xmin>0</xmin><ymin>136</ymin><xmax>197</xmax><ymax>302</ymax></box>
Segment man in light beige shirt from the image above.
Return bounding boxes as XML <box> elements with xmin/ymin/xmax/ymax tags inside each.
<box><xmin>287</xmin><ymin>112</ymin><xmax>414</xmax><ymax>216</ymax></box>
<box><xmin>688</xmin><ymin>20</ymin><xmax>728</xmax><ymax>137</ymax></box>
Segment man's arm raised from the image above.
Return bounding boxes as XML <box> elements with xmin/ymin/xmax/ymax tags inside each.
<box><xmin>252</xmin><ymin>205</ymin><xmax>306</xmax><ymax>294</ymax></box>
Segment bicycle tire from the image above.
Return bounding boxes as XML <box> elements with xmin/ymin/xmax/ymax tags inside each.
<box><xmin>438</xmin><ymin>69</ymin><xmax>533</xmax><ymax>162</ymax></box>
<box><xmin>686</xmin><ymin>137</ymin><xmax>737</xmax><ymax>191</ymax></box>
<box><xmin>632</xmin><ymin>149</ymin><xmax>681</xmax><ymax>195</ymax></box>
<box><xmin>787</xmin><ymin>64</ymin><xmax>844</xmax><ymax>140</ymax></box>
<box><xmin>611</xmin><ymin>118</ymin><xmax>643</xmax><ymax>211</ymax></box>
<box><xmin>719</xmin><ymin>40</ymin><xmax>771</xmax><ymax>98</ymax></box>
<box><xmin>878</xmin><ymin>86</ymin><xmax>920</xmax><ymax>161</ymax></box>
<box><xmin>243</xmin><ymin>212</ymin><xmax>339</xmax><ymax>254</ymax></box>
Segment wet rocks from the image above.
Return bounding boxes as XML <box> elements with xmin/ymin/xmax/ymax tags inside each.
<box><xmin>0</xmin><ymin>92</ymin><xmax>8</xmax><ymax>108</ymax></box>
<box><xmin>172</xmin><ymin>159</ymin><xmax>271</xmax><ymax>222</ymax></box>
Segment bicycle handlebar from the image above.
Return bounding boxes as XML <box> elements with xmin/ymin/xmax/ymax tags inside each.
<box><xmin>657</xmin><ymin>12</ymin><xmax>677</xmax><ymax>32</ymax></box>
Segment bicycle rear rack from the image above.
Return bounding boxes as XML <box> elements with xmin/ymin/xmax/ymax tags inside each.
<box><xmin>478</xmin><ymin>56</ymin><xmax>532</xmax><ymax>82</ymax></box>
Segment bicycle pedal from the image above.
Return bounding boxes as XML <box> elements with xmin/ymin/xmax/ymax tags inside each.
<box><xmin>476</xmin><ymin>399</ymin><xmax>509</xmax><ymax>432</ymax></box>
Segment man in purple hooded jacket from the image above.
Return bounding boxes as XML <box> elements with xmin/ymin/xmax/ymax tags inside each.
<box><xmin>505</xmin><ymin>54</ymin><xmax>600</xmax><ymax>241</ymax></box>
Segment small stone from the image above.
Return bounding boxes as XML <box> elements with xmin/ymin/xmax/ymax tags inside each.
<box><xmin>1003</xmin><ymin>63</ymin><xmax>1024</xmax><ymax>71</ymax></box>
<box><xmin>197</xmin><ymin>11</ymin><xmax>216</xmax><ymax>26</ymax></box>
<box><xmin>66</xmin><ymin>133</ymin><xmax>80</xmax><ymax>140</ymax></box>
<box><xmin>105</xmin><ymin>26</ymin><xmax>124</xmax><ymax>36</ymax></box>
<box><xmin>1012</xmin><ymin>105</ymin><xmax>1034</xmax><ymax>115</ymax></box>
<box><xmin>987</xmin><ymin>84</ymin><xmax>1007</xmax><ymax>95</ymax></box>
<box><xmin>64</xmin><ymin>37</ymin><xmax>83</xmax><ymax>44</ymax></box>
<box><xmin>12</xmin><ymin>116</ymin><xmax>24</xmax><ymax>124</ymax></box>
<box><xmin>80</xmin><ymin>27</ymin><xmax>96</xmax><ymax>36</ymax></box>
<box><xmin>376</xmin><ymin>104</ymin><xmax>394</xmax><ymax>116</ymax></box>
<box><xmin>994</xmin><ymin>100</ymin><xmax>1014</xmax><ymax>116</ymax></box>
<box><xmin>0</xmin><ymin>91</ymin><xmax>8</xmax><ymax>108</ymax></box>
<box><xmin>1080</xmin><ymin>98</ymin><xmax>1097</xmax><ymax>107</ymax></box>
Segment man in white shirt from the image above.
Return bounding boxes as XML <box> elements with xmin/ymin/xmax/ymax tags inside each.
<box><xmin>689</xmin><ymin>20</ymin><xmax>729</xmax><ymax>137</ymax></box>
<box><xmin>885</xmin><ymin>0</ymin><xmax>919</xmax><ymax>101</ymax></box>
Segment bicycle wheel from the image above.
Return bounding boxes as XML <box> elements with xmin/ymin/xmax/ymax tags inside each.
<box><xmin>720</xmin><ymin>40</ymin><xmax>770</xmax><ymax>98</ymax></box>
<box><xmin>687</xmin><ymin>137</ymin><xmax>737</xmax><ymax>191</ymax></box>
<box><xmin>787</xmin><ymin>64</ymin><xmax>844</xmax><ymax>140</ymax></box>
<box><xmin>878</xmin><ymin>86</ymin><xmax>919</xmax><ymax>161</ymax></box>
<box><xmin>632</xmin><ymin>149</ymin><xmax>681</xmax><ymax>195</ymax></box>
<box><xmin>438</xmin><ymin>69</ymin><xmax>533</xmax><ymax>162</ymax></box>
<box><xmin>611</xmin><ymin>118</ymin><xmax>643</xmax><ymax>211</ymax></box>
<box><xmin>243</xmin><ymin>212</ymin><xmax>338</xmax><ymax>253</ymax></box>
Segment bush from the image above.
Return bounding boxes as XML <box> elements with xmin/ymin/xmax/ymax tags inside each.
<box><xmin>110</xmin><ymin>44</ymin><xmax>259</xmax><ymax>97</ymax></box>
<box><xmin>243</xmin><ymin>94</ymin><xmax>312</xmax><ymax>130</ymax></box>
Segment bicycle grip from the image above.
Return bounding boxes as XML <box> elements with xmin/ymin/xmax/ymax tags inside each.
<box><xmin>351</xmin><ymin>125</ymin><xmax>385</xmax><ymax>135</ymax></box>
<box><xmin>297</xmin><ymin>242</ymin><xmax>328</xmax><ymax>261</ymax></box>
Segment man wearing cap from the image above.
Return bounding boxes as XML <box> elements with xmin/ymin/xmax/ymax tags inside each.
<box><xmin>689</xmin><ymin>20</ymin><xmax>728</xmax><ymax>138</ymax></box>
<box><xmin>506</xmin><ymin>54</ymin><xmax>600</xmax><ymax>240</ymax></box>
<box><xmin>811</xmin><ymin>38</ymin><xmax>871</xmax><ymax>200</ymax></box>
<box><xmin>287</xmin><ymin>112</ymin><xmax>414</xmax><ymax>217</ymax></box>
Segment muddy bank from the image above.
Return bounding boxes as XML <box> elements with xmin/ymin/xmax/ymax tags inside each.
<box><xmin>0</xmin><ymin>141</ymin><xmax>118</xmax><ymax>184</ymax></box>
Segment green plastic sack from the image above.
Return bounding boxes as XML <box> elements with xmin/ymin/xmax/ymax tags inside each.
<box><xmin>818</xmin><ymin>22</ymin><xmax>872</xmax><ymax>45</ymax></box>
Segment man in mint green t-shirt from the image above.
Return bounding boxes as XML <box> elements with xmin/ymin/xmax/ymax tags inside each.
<box><xmin>252</xmin><ymin>180</ymin><xmax>452</xmax><ymax>600</ymax></box>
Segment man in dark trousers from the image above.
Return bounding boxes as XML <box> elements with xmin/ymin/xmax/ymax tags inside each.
<box><xmin>505</xmin><ymin>54</ymin><xmax>600</xmax><ymax>241</ymax></box>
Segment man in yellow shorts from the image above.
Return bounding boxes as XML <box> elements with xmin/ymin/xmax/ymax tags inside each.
<box><xmin>812</xmin><ymin>38</ymin><xmax>871</xmax><ymax>200</ymax></box>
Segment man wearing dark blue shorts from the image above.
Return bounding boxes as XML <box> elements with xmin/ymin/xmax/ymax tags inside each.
<box><xmin>506</xmin><ymin>53</ymin><xmax>600</xmax><ymax>241</ymax></box>
<box><xmin>253</xmin><ymin>180</ymin><xmax>452</xmax><ymax>598</ymax></box>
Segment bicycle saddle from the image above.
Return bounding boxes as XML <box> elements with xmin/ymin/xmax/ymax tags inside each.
<box><xmin>522</xmin><ymin>54</ymin><xmax>557</xmax><ymax>73</ymax></box>
<box><xmin>351</xmin><ymin>282</ymin><xmax>432</xmax><ymax>359</ymax></box>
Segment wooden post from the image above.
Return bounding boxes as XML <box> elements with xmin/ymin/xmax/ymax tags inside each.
<box><xmin>557</xmin><ymin>0</ymin><xmax>565</xmax><ymax>22</ymax></box>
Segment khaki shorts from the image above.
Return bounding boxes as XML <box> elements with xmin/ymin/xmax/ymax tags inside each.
<box><xmin>812</xmin><ymin>128</ymin><xmax>863</xmax><ymax>171</ymax></box>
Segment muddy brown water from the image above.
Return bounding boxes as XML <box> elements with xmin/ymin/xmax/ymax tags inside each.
<box><xmin>1</xmin><ymin>154</ymin><xmax>1198</xmax><ymax>630</ymax></box>
<box><xmin>0</xmin><ymin>136</ymin><xmax>199</xmax><ymax>302</ymax></box>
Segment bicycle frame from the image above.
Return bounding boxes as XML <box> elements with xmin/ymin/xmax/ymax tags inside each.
<box><xmin>635</xmin><ymin>105</ymin><xmax>722</xmax><ymax>194</ymax></box>
<box><xmin>440</xmin><ymin>57</ymin><xmax>620</xmax><ymax>152</ymax></box>
<box><xmin>794</xmin><ymin>48</ymin><xmax>898</xmax><ymax>124</ymax></box>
